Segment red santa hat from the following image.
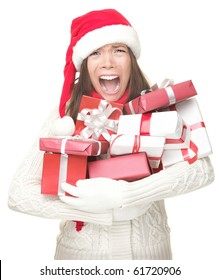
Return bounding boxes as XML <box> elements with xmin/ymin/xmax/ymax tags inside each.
<box><xmin>59</xmin><ymin>8</ymin><xmax>141</xmax><ymax>118</ymax></box>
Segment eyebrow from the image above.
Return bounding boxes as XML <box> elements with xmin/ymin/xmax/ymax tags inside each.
<box><xmin>111</xmin><ymin>44</ymin><xmax>127</xmax><ymax>48</ymax></box>
<box><xmin>94</xmin><ymin>44</ymin><xmax>128</xmax><ymax>52</ymax></box>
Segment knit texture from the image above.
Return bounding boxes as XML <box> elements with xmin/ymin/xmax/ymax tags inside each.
<box><xmin>8</xmin><ymin>106</ymin><xmax>215</xmax><ymax>260</ymax></box>
<box><xmin>54</xmin><ymin>201</ymin><xmax>172</xmax><ymax>260</ymax></box>
<box><xmin>8</xmin><ymin>106</ymin><xmax>112</xmax><ymax>225</ymax></box>
<box><xmin>122</xmin><ymin>156</ymin><xmax>214</xmax><ymax>207</ymax></box>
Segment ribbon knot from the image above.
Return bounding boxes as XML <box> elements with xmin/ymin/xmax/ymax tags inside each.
<box><xmin>141</xmin><ymin>78</ymin><xmax>175</xmax><ymax>95</ymax></box>
<box><xmin>77</xmin><ymin>100</ymin><xmax>121</xmax><ymax>141</ymax></box>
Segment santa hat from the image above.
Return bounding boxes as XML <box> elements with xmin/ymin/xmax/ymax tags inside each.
<box><xmin>59</xmin><ymin>9</ymin><xmax>141</xmax><ymax>118</ymax></box>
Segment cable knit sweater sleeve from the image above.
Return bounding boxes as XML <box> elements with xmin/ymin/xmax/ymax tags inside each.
<box><xmin>8</xmin><ymin>106</ymin><xmax>112</xmax><ymax>225</ymax></box>
<box><xmin>122</xmin><ymin>156</ymin><xmax>214</xmax><ymax>207</ymax></box>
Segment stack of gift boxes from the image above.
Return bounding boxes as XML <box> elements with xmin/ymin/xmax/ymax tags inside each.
<box><xmin>39</xmin><ymin>79</ymin><xmax>213</xmax><ymax>205</ymax></box>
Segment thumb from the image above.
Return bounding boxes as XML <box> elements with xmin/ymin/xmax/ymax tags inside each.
<box><xmin>61</xmin><ymin>182</ymin><xmax>80</xmax><ymax>197</ymax></box>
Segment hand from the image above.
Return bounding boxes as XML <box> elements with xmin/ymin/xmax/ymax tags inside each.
<box><xmin>113</xmin><ymin>201</ymin><xmax>153</xmax><ymax>221</ymax></box>
<box><xmin>59</xmin><ymin>178</ymin><xmax>127</xmax><ymax>213</ymax></box>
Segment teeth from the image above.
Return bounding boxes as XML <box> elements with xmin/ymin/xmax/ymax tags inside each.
<box><xmin>100</xmin><ymin>75</ymin><xmax>118</xmax><ymax>80</ymax></box>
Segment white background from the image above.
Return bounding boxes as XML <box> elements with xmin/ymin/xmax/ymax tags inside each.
<box><xmin>0</xmin><ymin>0</ymin><xmax>218</xmax><ymax>279</ymax></box>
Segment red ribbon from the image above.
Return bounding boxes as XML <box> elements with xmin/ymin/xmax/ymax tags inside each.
<box><xmin>190</xmin><ymin>122</ymin><xmax>205</xmax><ymax>130</ymax></box>
<box><xmin>140</xmin><ymin>113</ymin><xmax>152</xmax><ymax>135</ymax></box>
<box><xmin>181</xmin><ymin>140</ymin><xmax>198</xmax><ymax>164</ymax></box>
<box><xmin>109</xmin><ymin>134</ymin><xmax>162</xmax><ymax>164</ymax></box>
<box><xmin>165</xmin><ymin>124</ymin><xmax>188</xmax><ymax>144</ymax></box>
<box><xmin>109</xmin><ymin>134</ymin><xmax>142</xmax><ymax>154</ymax></box>
<box><xmin>164</xmin><ymin>105</ymin><xmax>207</xmax><ymax>164</ymax></box>
<box><xmin>132</xmin><ymin>135</ymin><xmax>141</xmax><ymax>153</ymax></box>
<box><xmin>180</xmin><ymin>121</ymin><xmax>205</xmax><ymax>164</ymax></box>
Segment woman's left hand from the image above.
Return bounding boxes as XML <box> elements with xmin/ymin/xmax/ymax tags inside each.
<box><xmin>59</xmin><ymin>178</ymin><xmax>127</xmax><ymax>213</ymax></box>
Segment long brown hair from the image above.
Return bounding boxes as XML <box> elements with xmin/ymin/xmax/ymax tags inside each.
<box><xmin>67</xmin><ymin>48</ymin><xmax>151</xmax><ymax>121</ymax></box>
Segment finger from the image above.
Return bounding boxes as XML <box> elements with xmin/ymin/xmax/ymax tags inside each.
<box><xmin>61</xmin><ymin>182</ymin><xmax>80</xmax><ymax>196</ymax></box>
<box><xmin>76</xmin><ymin>179</ymin><xmax>89</xmax><ymax>187</ymax></box>
<box><xmin>59</xmin><ymin>195</ymin><xmax>82</xmax><ymax>208</ymax></box>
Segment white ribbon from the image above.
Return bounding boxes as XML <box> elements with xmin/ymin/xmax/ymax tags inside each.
<box><xmin>60</xmin><ymin>136</ymin><xmax>73</xmax><ymax>155</ymax></box>
<box><xmin>159</xmin><ymin>78</ymin><xmax>175</xmax><ymax>105</ymax></box>
<box><xmin>141</xmin><ymin>78</ymin><xmax>175</xmax><ymax>105</ymax></box>
<box><xmin>127</xmin><ymin>101</ymin><xmax>135</xmax><ymax>114</ymax></box>
<box><xmin>159</xmin><ymin>78</ymin><xmax>174</xmax><ymax>89</ymax></box>
<box><xmin>165</xmin><ymin>86</ymin><xmax>176</xmax><ymax>105</ymax></box>
<box><xmin>58</xmin><ymin>154</ymin><xmax>68</xmax><ymax>195</ymax></box>
<box><xmin>77</xmin><ymin>100</ymin><xmax>121</xmax><ymax>141</ymax></box>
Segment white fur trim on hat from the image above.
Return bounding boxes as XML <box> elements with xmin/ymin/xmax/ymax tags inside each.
<box><xmin>73</xmin><ymin>24</ymin><xmax>141</xmax><ymax>71</ymax></box>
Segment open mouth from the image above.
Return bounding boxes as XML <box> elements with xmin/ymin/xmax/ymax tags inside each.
<box><xmin>99</xmin><ymin>75</ymin><xmax>120</xmax><ymax>93</ymax></box>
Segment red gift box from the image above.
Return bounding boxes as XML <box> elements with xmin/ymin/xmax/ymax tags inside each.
<box><xmin>74</xmin><ymin>96</ymin><xmax>123</xmax><ymax>142</ymax></box>
<box><xmin>88</xmin><ymin>153</ymin><xmax>151</xmax><ymax>182</ymax></box>
<box><xmin>124</xmin><ymin>80</ymin><xmax>197</xmax><ymax>114</ymax></box>
<box><xmin>41</xmin><ymin>153</ymin><xmax>87</xmax><ymax>195</ymax></box>
<box><xmin>39</xmin><ymin>137</ymin><xmax>109</xmax><ymax>156</ymax></box>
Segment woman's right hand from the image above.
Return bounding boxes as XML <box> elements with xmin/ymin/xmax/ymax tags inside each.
<box><xmin>59</xmin><ymin>178</ymin><xmax>127</xmax><ymax>213</ymax></box>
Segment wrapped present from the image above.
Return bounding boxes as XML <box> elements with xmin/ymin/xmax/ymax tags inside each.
<box><xmin>124</xmin><ymin>80</ymin><xmax>197</xmax><ymax>114</ymax></box>
<box><xmin>110</xmin><ymin>134</ymin><xmax>165</xmax><ymax>169</ymax></box>
<box><xmin>161</xmin><ymin>142</ymin><xmax>198</xmax><ymax>167</ymax></box>
<box><xmin>39</xmin><ymin>136</ymin><xmax>109</xmax><ymax>156</ymax></box>
<box><xmin>41</xmin><ymin>153</ymin><xmax>87</xmax><ymax>195</ymax></box>
<box><xmin>88</xmin><ymin>152</ymin><xmax>151</xmax><ymax>182</ymax></box>
<box><xmin>74</xmin><ymin>96</ymin><xmax>123</xmax><ymax>142</ymax></box>
<box><xmin>161</xmin><ymin>97</ymin><xmax>212</xmax><ymax>167</ymax></box>
<box><xmin>117</xmin><ymin>111</ymin><xmax>191</xmax><ymax>149</ymax></box>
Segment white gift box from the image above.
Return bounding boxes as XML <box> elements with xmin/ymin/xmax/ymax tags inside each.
<box><xmin>162</xmin><ymin>143</ymin><xmax>198</xmax><ymax>167</ymax></box>
<box><xmin>110</xmin><ymin>134</ymin><xmax>165</xmax><ymax>169</ymax></box>
<box><xmin>117</xmin><ymin>111</ymin><xmax>190</xmax><ymax>149</ymax></box>
<box><xmin>161</xmin><ymin>97</ymin><xmax>212</xmax><ymax>167</ymax></box>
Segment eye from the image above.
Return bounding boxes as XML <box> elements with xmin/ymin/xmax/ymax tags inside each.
<box><xmin>115</xmin><ymin>48</ymin><xmax>126</xmax><ymax>53</ymax></box>
<box><xmin>89</xmin><ymin>50</ymin><xmax>100</xmax><ymax>56</ymax></box>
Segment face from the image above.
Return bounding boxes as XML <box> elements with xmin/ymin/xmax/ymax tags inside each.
<box><xmin>87</xmin><ymin>43</ymin><xmax>131</xmax><ymax>102</ymax></box>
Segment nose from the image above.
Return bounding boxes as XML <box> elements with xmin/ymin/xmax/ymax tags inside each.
<box><xmin>100</xmin><ymin>52</ymin><xmax>114</xmax><ymax>69</ymax></box>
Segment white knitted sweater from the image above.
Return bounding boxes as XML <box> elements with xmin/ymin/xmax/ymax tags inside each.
<box><xmin>8</xmin><ymin>106</ymin><xmax>215</xmax><ymax>260</ymax></box>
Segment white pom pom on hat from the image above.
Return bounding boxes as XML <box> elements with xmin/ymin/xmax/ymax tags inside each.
<box><xmin>52</xmin><ymin>116</ymin><xmax>75</xmax><ymax>136</ymax></box>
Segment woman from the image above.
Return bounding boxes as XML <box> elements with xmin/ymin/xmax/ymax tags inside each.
<box><xmin>8</xmin><ymin>9</ymin><xmax>214</xmax><ymax>260</ymax></box>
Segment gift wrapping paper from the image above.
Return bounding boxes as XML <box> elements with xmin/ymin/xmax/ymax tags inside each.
<box><xmin>41</xmin><ymin>153</ymin><xmax>87</xmax><ymax>195</ymax></box>
<box><xmin>39</xmin><ymin>136</ymin><xmax>109</xmax><ymax>156</ymax></box>
<box><xmin>88</xmin><ymin>152</ymin><xmax>151</xmax><ymax>182</ymax></box>
<box><xmin>110</xmin><ymin>134</ymin><xmax>165</xmax><ymax>169</ymax></box>
<box><xmin>124</xmin><ymin>80</ymin><xmax>197</xmax><ymax>114</ymax></box>
<box><xmin>117</xmin><ymin>111</ymin><xmax>191</xmax><ymax>149</ymax></box>
<box><xmin>161</xmin><ymin>97</ymin><xmax>212</xmax><ymax>167</ymax></box>
<box><xmin>161</xmin><ymin>142</ymin><xmax>198</xmax><ymax>167</ymax></box>
<box><xmin>74</xmin><ymin>95</ymin><xmax>123</xmax><ymax>142</ymax></box>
